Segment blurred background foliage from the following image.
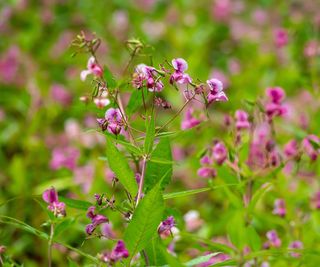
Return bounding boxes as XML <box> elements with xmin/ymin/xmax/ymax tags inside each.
<box><xmin>1</xmin><ymin>0</ymin><xmax>320</xmax><ymax>266</ymax></box>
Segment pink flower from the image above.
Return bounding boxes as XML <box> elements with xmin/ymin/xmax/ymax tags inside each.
<box><xmin>42</xmin><ymin>187</ymin><xmax>66</xmax><ymax>217</ymax></box>
<box><xmin>170</xmin><ymin>58</ymin><xmax>192</xmax><ymax>85</ymax></box>
<box><xmin>132</xmin><ymin>64</ymin><xmax>164</xmax><ymax>92</ymax></box>
<box><xmin>80</xmin><ymin>56</ymin><xmax>103</xmax><ymax>81</ymax></box>
<box><xmin>302</xmin><ymin>135</ymin><xmax>320</xmax><ymax>161</ymax></box>
<box><xmin>235</xmin><ymin>110</ymin><xmax>250</xmax><ymax>130</ymax></box>
<box><xmin>85</xmin><ymin>206</ymin><xmax>109</xmax><ymax>235</ymax></box>
<box><xmin>197</xmin><ymin>167</ymin><xmax>216</xmax><ymax>178</ymax></box>
<box><xmin>212</xmin><ymin>141</ymin><xmax>228</xmax><ymax>165</ymax></box>
<box><xmin>50</xmin><ymin>147</ymin><xmax>80</xmax><ymax>171</ymax></box>
<box><xmin>198</xmin><ymin>252</ymin><xmax>230</xmax><ymax>267</ymax></box>
<box><xmin>100</xmin><ymin>240</ymin><xmax>129</xmax><ymax>263</ymax></box>
<box><xmin>94</xmin><ymin>97</ymin><xmax>110</xmax><ymax>109</ymax></box>
<box><xmin>311</xmin><ymin>191</ymin><xmax>320</xmax><ymax>209</ymax></box>
<box><xmin>274</xmin><ymin>28</ymin><xmax>288</xmax><ymax>48</ymax></box>
<box><xmin>273</xmin><ymin>199</ymin><xmax>286</xmax><ymax>217</ymax></box>
<box><xmin>288</xmin><ymin>241</ymin><xmax>303</xmax><ymax>258</ymax></box>
<box><xmin>283</xmin><ymin>140</ymin><xmax>299</xmax><ymax>158</ymax></box>
<box><xmin>50</xmin><ymin>84</ymin><xmax>72</xmax><ymax>106</ymax></box>
<box><xmin>158</xmin><ymin>216</ymin><xmax>175</xmax><ymax>238</ymax></box>
<box><xmin>266</xmin><ymin>87</ymin><xmax>286</xmax><ymax>104</ymax></box>
<box><xmin>206</xmin><ymin>78</ymin><xmax>228</xmax><ymax>103</ymax></box>
<box><xmin>265</xmin><ymin>87</ymin><xmax>287</xmax><ymax>119</ymax></box>
<box><xmin>266</xmin><ymin>230</ymin><xmax>281</xmax><ymax>248</ymax></box>
<box><xmin>181</xmin><ymin>108</ymin><xmax>201</xmax><ymax>130</ymax></box>
<box><xmin>97</xmin><ymin>108</ymin><xmax>124</xmax><ymax>135</ymax></box>
<box><xmin>184</xmin><ymin>210</ymin><xmax>203</xmax><ymax>232</ymax></box>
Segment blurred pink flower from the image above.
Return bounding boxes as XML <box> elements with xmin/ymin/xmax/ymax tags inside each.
<box><xmin>273</xmin><ymin>199</ymin><xmax>286</xmax><ymax>217</ymax></box>
<box><xmin>73</xmin><ymin>164</ymin><xmax>95</xmax><ymax>193</ymax></box>
<box><xmin>50</xmin><ymin>147</ymin><xmax>80</xmax><ymax>171</ymax></box>
<box><xmin>265</xmin><ymin>230</ymin><xmax>281</xmax><ymax>248</ymax></box>
<box><xmin>50</xmin><ymin>84</ymin><xmax>72</xmax><ymax>106</ymax></box>
<box><xmin>181</xmin><ymin>108</ymin><xmax>201</xmax><ymax>130</ymax></box>
<box><xmin>212</xmin><ymin>141</ymin><xmax>228</xmax><ymax>165</ymax></box>
<box><xmin>42</xmin><ymin>187</ymin><xmax>66</xmax><ymax>217</ymax></box>
<box><xmin>235</xmin><ymin>110</ymin><xmax>250</xmax><ymax>130</ymax></box>
<box><xmin>170</xmin><ymin>58</ymin><xmax>192</xmax><ymax>85</ymax></box>
<box><xmin>274</xmin><ymin>28</ymin><xmax>288</xmax><ymax>48</ymax></box>
<box><xmin>288</xmin><ymin>240</ymin><xmax>303</xmax><ymax>258</ymax></box>
<box><xmin>80</xmin><ymin>56</ymin><xmax>103</xmax><ymax>81</ymax></box>
<box><xmin>207</xmin><ymin>78</ymin><xmax>228</xmax><ymax>103</ymax></box>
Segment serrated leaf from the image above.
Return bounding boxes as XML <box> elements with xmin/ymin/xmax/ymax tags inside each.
<box><xmin>145</xmin><ymin>137</ymin><xmax>172</xmax><ymax>191</ymax></box>
<box><xmin>124</xmin><ymin>182</ymin><xmax>164</xmax><ymax>262</ymax></box>
<box><xmin>103</xmin><ymin>67</ymin><xmax>116</xmax><ymax>89</ymax></box>
<box><xmin>59</xmin><ymin>197</ymin><xmax>91</xmax><ymax>211</ymax></box>
<box><xmin>105</xmin><ymin>136</ymin><xmax>138</xmax><ymax>197</ymax></box>
<box><xmin>144</xmin><ymin>112</ymin><xmax>155</xmax><ymax>154</ymax></box>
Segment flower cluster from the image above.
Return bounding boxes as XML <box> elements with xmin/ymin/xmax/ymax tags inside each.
<box><xmin>97</xmin><ymin>108</ymin><xmax>124</xmax><ymax>135</ymax></box>
<box><xmin>42</xmin><ymin>187</ymin><xmax>66</xmax><ymax>217</ymax></box>
<box><xmin>100</xmin><ymin>240</ymin><xmax>129</xmax><ymax>264</ymax></box>
<box><xmin>132</xmin><ymin>64</ymin><xmax>164</xmax><ymax>92</ymax></box>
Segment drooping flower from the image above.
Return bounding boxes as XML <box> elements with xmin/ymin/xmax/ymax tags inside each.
<box><xmin>235</xmin><ymin>110</ymin><xmax>250</xmax><ymax>130</ymax></box>
<box><xmin>273</xmin><ymin>199</ymin><xmax>286</xmax><ymax>217</ymax></box>
<box><xmin>100</xmin><ymin>240</ymin><xmax>129</xmax><ymax>263</ymax></box>
<box><xmin>206</xmin><ymin>78</ymin><xmax>228</xmax><ymax>103</ymax></box>
<box><xmin>85</xmin><ymin>206</ymin><xmax>109</xmax><ymax>235</ymax></box>
<box><xmin>288</xmin><ymin>241</ymin><xmax>303</xmax><ymax>258</ymax></box>
<box><xmin>80</xmin><ymin>56</ymin><xmax>103</xmax><ymax>81</ymax></box>
<box><xmin>265</xmin><ymin>230</ymin><xmax>281</xmax><ymax>248</ymax></box>
<box><xmin>158</xmin><ymin>216</ymin><xmax>175</xmax><ymax>238</ymax></box>
<box><xmin>212</xmin><ymin>141</ymin><xmax>228</xmax><ymax>165</ymax></box>
<box><xmin>97</xmin><ymin>108</ymin><xmax>124</xmax><ymax>135</ymax></box>
<box><xmin>170</xmin><ymin>58</ymin><xmax>192</xmax><ymax>85</ymax></box>
<box><xmin>181</xmin><ymin>108</ymin><xmax>201</xmax><ymax>130</ymax></box>
<box><xmin>42</xmin><ymin>187</ymin><xmax>66</xmax><ymax>217</ymax></box>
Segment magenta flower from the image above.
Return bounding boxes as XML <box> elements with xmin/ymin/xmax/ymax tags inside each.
<box><xmin>266</xmin><ymin>87</ymin><xmax>286</xmax><ymax>104</ymax></box>
<box><xmin>85</xmin><ymin>206</ymin><xmax>109</xmax><ymax>235</ymax></box>
<box><xmin>80</xmin><ymin>56</ymin><xmax>103</xmax><ymax>81</ymax></box>
<box><xmin>170</xmin><ymin>58</ymin><xmax>192</xmax><ymax>85</ymax></box>
<box><xmin>283</xmin><ymin>140</ymin><xmax>299</xmax><ymax>158</ymax></box>
<box><xmin>181</xmin><ymin>108</ymin><xmax>201</xmax><ymax>130</ymax></box>
<box><xmin>302</xmin><ymin>135</ymin><xmax>320</xmax><ymax>161</ymax></box>
<box><xmin>206</xmin><ymin>78</ymin><xmax>228</xmax><ymax>103</ymax></box>
<box><xmin>50</xmin><ymin>84</ymin><xmax>72</xmax><ymax>106</ymax></box>
<box><xmin>42</xmin><ymin>187</ymin><xmax>66</xmax><ymax>217</ymax></box>
<box><xmin>235</xmin><ymin>110</ymin><xmax>250</xmax><ymax>130</ymax></box>
<box><xmin>265</xmin><ymin>87</ymin><xmax>287</xmax><ymax>119</ymax></box>
<box><xmin>198</xmin><ymin>252</ymin><xmax>231</xmax><ymax>267</ymax></box>
<box><xmin>94</xmin><ymin>97</ymin><xmax>110</xmax><ymax>109</ymax></box>
<box><xmin>97</xmin><ymin>108</ymin><xmax>124</xmax><ymax>135</ymax></box>
<box><xmin>266</xmin><ymin>230</ymin><xmax>281</xmax><ymax>248</ymax></box>
<box><xmin>200</xmin><ymin>155</ymin><xmax>213</xmax><ymax>165</ymax></box>
<box><xmin>197</xmin><ymin>167</ymin><xmax>217</xmax><ymax>178</ymax></box>
<box><xmin>49</xmin><ymin>147</ymin><xmax>80</xmax><ymax>171</ymax></box>
<box><xmin>274</xmin><ymin>28</ymin><xmax>288</xmax><ymax>48</ymax></box>
<box><xmin>311</xmin><ymin>191</ymin><xmax>320</xmax><ymax>209</ymax></box>
<box><xmin>212</xmin><ymin>142</ymin><xmax>228</xmax><ymax>165</ymax></box>
<box><xmin>132</xmin><ymin>64</ymin><xmax>164</xmax><ymax>92</ymax></box>
<box><xmin>158</xmin><ymin>216</ymin><xmax>175</xmax><ymax>238</ymax></box>
<box><xmin>273</xmin><ymin>199</ymin><xmax>286</xmax><ymax>217</ymax></box>
<box><xmin>101</xmin><ymin>240</ymin><xmax>129</xmax><ymax>263</ymax></box>
<box><xmin>288</xmin><ymin>241</ymin><xmax>303</xmax><ymax>258</ymax></box>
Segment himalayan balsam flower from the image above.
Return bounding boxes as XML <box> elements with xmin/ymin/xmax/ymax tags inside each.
<box><xmin>158</xmin><ymin>216</ymin><xmax>175</xmax><ymax>238</ymax></box>
<box><xmin>181</xmin><ymin>108</ymin><xmax>201</xmax><ymax>130</ymax></box>
<box><xmin>80</xmin><ymin>56</ymin><xmax>103</xmax><ymax>81</ymax></box>
<box><xmin>273</xmin><ymin>199</ymin><xmax>286</xmax><ymax>217</ymax></box>
<box><xmin>288</xmin><ymin>241</ymin><xmax>303</xmax><ymax>258</ymax></box>
<box><xmin>266</xmin><ymin>230</ymin><xmax>281</xmax><ymax>248</ymax></box>
<box><xmin>97</xmin><ymin>108</ymin><xmax>123</xmax><ymax>135</ymax></box>
<box><xmin>42</xmin><ymin>187</ymin><xmax>66</xmax><ymax>217</ymax></box>
<box><xmin>235</xmin><ymin>110</ymin><xmax>250</xmax><ymax>130</ymax></box>
<box><xmin>170</xmin><ymin>58</ymin><xmax>192</xmax><ymax>84</ymax></box>
<box><xmin>86</xmin><ymin>206</ymin><xmax>108</xmax><ymax>235</ymax></box>
<box><xmin>212</xmin><ymin>141</ymin><xmax>228</xmax><ymax>165</ymax></box>
<box><xmin>100</xmin><ymin>240</ymin><xmax>129</xmax><ymax>263</ymax></box>
<box><xmin>206</xmin><ymin>78</ymin><xmax>228</xmax><ymax>103</ymax></box>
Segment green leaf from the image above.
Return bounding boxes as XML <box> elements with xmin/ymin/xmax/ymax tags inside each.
<box><xmin>248</xmin><ymin>183</ymin><xmax>272</xmax><ymax>215</ymax></box>
<box><xmin>126</xmin><ymin>89</ymin><xmax>148</xmax><ymax>116</ymax></box>
<box><xmin>144</xmin><ymin>112</ymin><xmax>155</xmax><ymax>154</ymax></box>
<box><xmin>164</xmin><ymin>187</ymin><xmax>211</xmax><ymax>200</ymax></box>
<box><xmin>185</xmin><ymin>253</ymin><xmax>220</xmax><ymax>266</ymax></box>
<box><xmin>227</xmin><ymin>211</ymin><xmax>246</xmax><ymax>249</ymax></box>
<box><xmin>104</xmin><ymin>132</ymin><xmax>142</xmax><ymax>155</ymax></box>
<box><xmin>59</xmin><ymin>197</ymin><xmax>91</xmax><ymax>211</ymax></box>
<box><xmin>247</xmin><ymin>225</ymin><xmax>261</xmax><ymax>252</ymax></box>
<box><xmin>34</xmin><ymin>177</ymin><xmax>74</xmax><ymax>195</ymax></box>
<box><xmin>144</xmin><ymin>235</ymin><xmax>168</xmax><ymax>266</ymax></box>
<box><xmin>124</xmin><ymin>182</ymin><xmax>165</xmax><ymax>262</ymax></box>
<box><xmin>105</xmin><ymin>136</ymin><xmax>138</xmax><ymax>197</ymax></box>
<box><xmin>103</xmin><ymin>67</ymin><xmax>116</xmax><ymax>89</ymax></box>
<box><xmin>145</xmin><ymin>137</ymin><xmax>172</xmax><ymax>191</ymax></box>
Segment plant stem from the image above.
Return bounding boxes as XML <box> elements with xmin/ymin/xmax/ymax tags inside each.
<box><xmin>142</xmin><ymin>249</ymin><xmax>150</xmax><ymax>266</ymax></box>
<box><xmin>136</xmin><ymin>156</ymin><xmax>147</xmax><ymax>206</ymax></box>
<box><xmin>48</xmin><ymin>223</ymin><xmax>54</xmax><ymax>267</ymax></box>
